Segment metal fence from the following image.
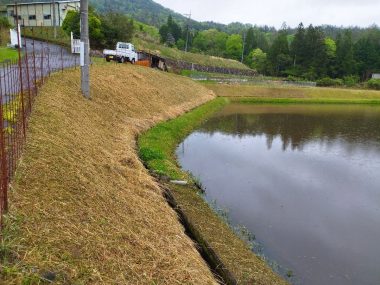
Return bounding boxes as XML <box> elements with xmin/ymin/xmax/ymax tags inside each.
<box><xmin>0</xmin><ymin>36</ymin><xmax>79</xmax><ymax>227</ymax></box>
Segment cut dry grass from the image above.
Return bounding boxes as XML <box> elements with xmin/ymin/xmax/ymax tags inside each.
<box><xmin>207</xmin><ymin>83</ymin><xmax>380</xmax><ymax>102</ymax></box>
<box><xmin>1</xmin><ymin>63</ymin><xmax>218</xmax><ymax>284</ymax></box>
<box><xmin>171</xmin><ymin>184</ymin><xmax>289</xmax><ymax>285</ymax></box>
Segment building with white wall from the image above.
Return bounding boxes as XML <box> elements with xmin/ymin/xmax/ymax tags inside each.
<box><xmin>7</xmin><ymin>0</ymin><xmax>80</xmax><ymax>27</ymax></box>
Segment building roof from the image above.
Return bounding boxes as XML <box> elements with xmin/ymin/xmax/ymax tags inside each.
<box><xmin>7</xmin><ymin>0</ymin><xmax>79</xmax><ymax>6</ymax></box>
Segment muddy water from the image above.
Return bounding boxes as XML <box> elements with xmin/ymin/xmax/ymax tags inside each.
<box><xmin>176</xmin><ymin>103</ymin><xmax>380</xmax><ymax>285</ymax></box>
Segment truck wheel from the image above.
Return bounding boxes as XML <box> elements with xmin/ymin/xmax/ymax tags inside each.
<box><xmin>106</xmin><ymin>57</ymin><xmax>111</xmax><ymax>62</ymax></box>
<box><xmin>131</xmin><ymin>59</ymin><xmax>135</xmax><ymax>64</ymax></box>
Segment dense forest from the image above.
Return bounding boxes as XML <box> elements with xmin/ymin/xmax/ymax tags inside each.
<box><xmin>158</xmin><ymin>15</ymin><xmax>380</xmax><ymax>83</ymax></box>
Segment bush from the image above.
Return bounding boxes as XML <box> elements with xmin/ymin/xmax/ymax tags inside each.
<box><xmin>284</xmin><ymin>75</ymin><xmax>304</xmax><ymax>82</ymax></box>
<box><xmin>0</xmin><ymin>17</ymin><xmax>11</xmax><ymax>46</ymax></box>
<box><xmin>316</xmin><ymin>77</ymin><xmax>343</xmax><ymax>87</ymax></box>
<box><xmin>343</xmin><ymin>75</ymin><xmax>360</xmax><ymax>87</ymax></box>
<box><xmin>366</xmin><ymin>79</ymin><xmax>380</xmax><ymax>90</ymax></box>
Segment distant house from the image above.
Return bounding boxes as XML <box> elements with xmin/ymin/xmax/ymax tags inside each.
<box><xmin>6</xmin><ymin>0</ymin><xmax>80</xmax><ymax>27</ymax></box>
<box><xmin>372</xmin><ymin>74</ymin><xmax>380</xmax><ymax>79</ymax></box>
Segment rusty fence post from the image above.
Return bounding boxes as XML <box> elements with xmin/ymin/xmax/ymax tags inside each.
<box><xmin>40</xmin><ymin>40</ymin><xmax>44</xmax><ymax>85</ymax></box>
<box><xmin>0</xmin><ymin>62</ymin><xmax>9</xmax><ymax>219</ymax></box>
<box><xmin>0</xmin><ymin>69</ymin><xmax>8</xmax><ymax>215</ymax></box>
<box><xmin>61</xmin><ymin>46</ymin><xmax>64</xmax><ymax>72</ymax></box>
<box><xmin>23</xmin><ymin>32</ymin><xmax>32</xmax><ymax>115</ymax></box>
<box><xmin>31</xmin><ymin>29</ymin><xmax>37</xmax><ymax>98</ymax></box>
<box><xmin>15</xmin><ymin>3</ymin><xmax>26</xmax><ymax>139</ymax></box>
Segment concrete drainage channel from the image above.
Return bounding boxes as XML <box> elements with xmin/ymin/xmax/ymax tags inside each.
<box><xmin>161</xmin><ymin>184</ymin><xmax>238</xmax><ymax>285</ymax></box>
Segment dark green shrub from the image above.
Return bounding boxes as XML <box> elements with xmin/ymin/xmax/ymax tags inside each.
<box><xmin>366</xmin><ymin>79</ymin><xmax>380</xmax><ymax>90</ymax></box>
<box><xmin>343</xmin><ymin>75</ymin><xmax>360</xmax><ymax>87</ymax></box>
<box><xmin>316</xmin><ymin>77</ymin><xmax>343</xmax><ymax>87</ymax></box>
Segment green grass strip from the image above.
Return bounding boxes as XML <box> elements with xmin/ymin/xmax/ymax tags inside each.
<box><xmin>138</xmin><ymin>97</ymin><xmax>229</xmax><ymax>179</ymax></box>
<box><xmin>0</xmin><ymin>47</ymin><xmax>19</xmax><ymax>62</ymax></box>
<box><xmin>231</xmin><ymin>97</ymin><xmax>380</xmax><ymax>105</ymax></box>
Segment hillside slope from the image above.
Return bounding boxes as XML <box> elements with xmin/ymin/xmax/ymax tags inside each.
<box><xmin>1</xmin><ymin>64</ymin><xmax>217</xmax><ymax>284</ymax></box>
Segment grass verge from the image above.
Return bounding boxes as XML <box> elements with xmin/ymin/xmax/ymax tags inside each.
<box><xmin>230</xmin><ymin>97</ymin><xmax>380</xmax><ymax>105</ymax></box>
<box><xmin>0</xmin><ymin>47</ymin><xmax>19</xmax><ymax>62</ymax></box>
<box><xmin>138</xmin><ymin>98</ymin><xmax>289</xmax><ymax>285</ymax></box>
<box><xmin>139</xmin><ymin>97</ymin><xmax>228</xmax><ymax>180</ymax></box>
<box><xmin>22</xmin><ymin>27</ymin><xmax>70</xmax><ymax>47</ymax></box>
<box><xmin>206</xmin><ymin>83</ymin><xmax>380</xmax><ymax>103</ymax></box>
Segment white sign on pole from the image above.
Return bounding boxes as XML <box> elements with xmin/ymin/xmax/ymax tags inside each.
<box><xmin>9</xmin><ymin>25</ymin><xmax>22</xmax><ymax>48</ymax></box>
<box><xmin>71</xmin><ymin>32</ymin><xmax>81</xmax><ymax>54</ymax></box>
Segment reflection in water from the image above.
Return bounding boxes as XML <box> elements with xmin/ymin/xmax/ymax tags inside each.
<box><xmin>199</xmin><ymin>105</ymin><xmax>380</xmax><ymax>152</ymax></box>
<box><xmin>177</xmin><ymin>104</ymin><xmax>380</xmax><ymax>285</ymax></box>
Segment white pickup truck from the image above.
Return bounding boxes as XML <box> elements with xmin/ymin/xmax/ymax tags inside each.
<box><xmin>103</xmin><ymin>42</ymin><xmax>138</xmax><ymax>64</ymax></box>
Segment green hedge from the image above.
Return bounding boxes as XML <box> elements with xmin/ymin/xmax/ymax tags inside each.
<box><xmin>316</xmin><ymin>77</ymin><xmax>343</xmax><ymax>87</ymax></box>
<box><xmin>367</xmin><ymin>79</ymin><xmax>380</xmax><ymax>90</ymax></box>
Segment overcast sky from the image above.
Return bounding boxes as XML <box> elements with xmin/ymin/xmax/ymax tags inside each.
<box><xmin>154</xmin><ymin>0</ymin><xmax>380</xmax><ymax>28</ymax></box>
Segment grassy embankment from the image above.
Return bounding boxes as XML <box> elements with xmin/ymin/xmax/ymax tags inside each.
<box><xmin>23</xmin><ymin>27</ymin><xmax>71</xmax><ymax>46</ymax></box>
<box><xmin>1</xmin><ymin>63</ymin><xmax>220</xmax><ymax>284</ymax></box>
<box><xmin>206</xmin><ymin>83</ymin><xmax>380</xmax><ymax>104</ymax></box>
<box><xmin>0</xmin><ymin>28</ymin><xmax>19</xmax><ymax>62</ymax></box>
<box><xmin>138</xmin><ymin>103</ymin><xmax>289</xmax><ymax>284</ymax></box>
<box><xmin>0</xmin><ymin>47</ymin><xmax>18</xmax><ymax>62</ymax></box>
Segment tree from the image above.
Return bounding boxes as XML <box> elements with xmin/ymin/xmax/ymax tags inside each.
<box><xmin>336</xmin><ymin>30</ymin><xmax>356</xmax><ymax>77</ymax></box>
<box><xmin>248</xmin><ymin>48</ymin><xmax>267</xmax><ymax>73</ymax></box>
<box><xmin>0</xmin><ymin>17</ymin><xmax>11</xmax><ymax>46</ymax></box>
<box><xmin>325</xmin><ymin>37</ymin><xmax>337</xmax><ymax>77</ymax></box>
<box><xmin>101</xmin><ymin>13</ymin><xmax>135</xmax><ymax>48</ymax></box>
<box><xmin>88</xmin><ymin>12</ymin><xmax>103</xmax><ymax>48</ymax></box>
<box><xmin>62</xmin><ymin>10</ymin><xmax>80</xmax><ymax>37</ymax></box>
<box><xmin>290</xmin><ymin>23</ymin><xmax>306</xmax><ymax>67</ymax></box>
<box><xmin>159</xmin><ymin>15</ymin><xmax>182</xmax><ymax>45</ymax></box>
<box><xmin>62</xmin><ymin>8</ymin><xmax>110</xmax><ymax>48</ymax></box>
<box><xmin>304</xmin><ymin>25</ymin><xmax>329</xmax><ymax>78</ymax></box>
<box><xmin>245</xmin><ymin>27</ymin><xmax>256</xmax><ymax>56</ymax></box>
<box><xmin>354</xmin><ymin>28</ymin><xmax>380</xmax><ymax>80</ymax></box>
<box><xmin>267</xmin><ymin>29</ymin><xmax>291</xmax><ymax>75</ymax></box>
<box><xmin>225</xmin><ymin>34</ymin><xmax>243</xmax><ymax>61</ymax></box>
<box><xmin>192</xmin><ymin>29</ymin><xmax>228</xmax><ymax>56</ymax></box>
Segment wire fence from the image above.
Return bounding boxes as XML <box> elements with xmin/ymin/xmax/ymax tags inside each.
<box><xmin>0</xmin><ymin>36</ymin><xmax>79</xmax><ymax>227</ymax></box>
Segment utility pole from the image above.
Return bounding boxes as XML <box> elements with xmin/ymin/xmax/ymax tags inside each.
<box><xmin>52</xmin><ymin>0</ymin><xmax>57</xmax><ymax>39</ymax></box>
<box><xmin>184</xmin><ymin>12</ymin><xmax>191</xmax><ymax>52</ymax></box>
<box><xmin>80</xmin><ymin>0</ymin><xmax>90</xmax><ymax>99</ymax></box>
<box><xmin>241</xmin><ymin>31</ymin><xmax>246</xmax><ymax>63</ymax></box>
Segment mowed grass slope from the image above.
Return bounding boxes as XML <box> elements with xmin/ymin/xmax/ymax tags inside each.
<box><xmin>1</xmin><ymin>64</ymin><xmax>218</xmax><ymax>284</ymax></box>
<box><xmin>207</xmin><ymin>83</ymin><xmax>380</xmax><ymax>103</ymax></box>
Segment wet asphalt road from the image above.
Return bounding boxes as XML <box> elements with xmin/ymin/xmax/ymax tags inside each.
<box><xmin>0</xmin><ymin>39</ymin><xmax>79</xmax><ymax>104</ymax></box>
